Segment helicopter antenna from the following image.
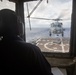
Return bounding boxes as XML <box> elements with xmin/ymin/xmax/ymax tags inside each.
<box><xmin>26</xmin><ymin>17</ymin><xmax>69</xmax><ymax>22</ymax></box>
<box><xmin>26</xmin><ymin>3</ymin><xmax>31</xmax><ymax>30</ymax></box>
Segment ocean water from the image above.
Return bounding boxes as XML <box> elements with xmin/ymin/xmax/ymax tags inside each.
<box><xmin>26</xmin><ymin>27</ymin><xmax>71</xmax><ymax>42</ymax></box>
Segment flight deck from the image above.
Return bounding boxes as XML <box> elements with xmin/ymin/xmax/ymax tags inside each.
<box><xmin>36</xmin><ymin>37</ymin><xmax>70</xmax><ymax>53</ymax></box>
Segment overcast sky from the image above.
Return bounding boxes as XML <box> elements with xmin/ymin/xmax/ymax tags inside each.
<box><xmin>0</xmin><ymin>0</ymin><xmax>72</xmax><ymax>28</ymax></box>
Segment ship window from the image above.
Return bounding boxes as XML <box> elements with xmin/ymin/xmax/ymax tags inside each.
<box><xmin>24</xmin><ymin>0</ymin><xmax>73</xmax><ymax>54</ymax></box>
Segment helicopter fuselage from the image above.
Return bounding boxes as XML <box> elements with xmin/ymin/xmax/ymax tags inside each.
<box><xmin>49</xmin><ymin>21</ymin><xmax>64</xmax><ymax>36</ymax></box>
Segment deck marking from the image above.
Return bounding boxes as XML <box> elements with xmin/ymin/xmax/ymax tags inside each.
<box><xmin>36</xmin><ymin>38</ymin><xmax>69</xmax><ymax>52</ymax></box>
<box><xmin>36</xmin><ymin>38</ymin><xmax>41</xmax><ymax>43</ymax></box>
<box><xmin>60</xmin><ymin>38</ymin><xmax>65</xmax><ymax>52</ymax></box>
<box><xmin>44</xmin><ymin>42</ymin><xmax>60</xmax><ymax>51</ymax></box>
<box><xmin>44</xmin><ymin>42</ymin><xmax>53</xmax><ymax>50</ymax></box>
<box><xmin>36</xmin><ymin>43</ymin><xmax>39</xmax><ymax>46</ymax></box>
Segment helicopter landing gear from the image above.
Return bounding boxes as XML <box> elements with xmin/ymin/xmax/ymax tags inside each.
<box><xmin>49</xmin><ymin>33</ymin><xmax>51</xmax><ymax>36</ymax></box>
<box><xmin>62</xmin><ymin>32</ymin><xmax>64</xmax><ymax>37</ymax></box>
<box><xmin>49</xmin><ymin>31</ymin><xmax>51</xmax><ymax>36</ymax></box>
<box><xmin>57</xmin><ymin>34</ymin><xmax>59</xmax><ymax>36</ymax></box>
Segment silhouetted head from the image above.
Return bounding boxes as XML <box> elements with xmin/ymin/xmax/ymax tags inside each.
<box><xmin>0</xmin><ymin>9</ymin><xmax>20</xmax><ymax>37</ymax></box>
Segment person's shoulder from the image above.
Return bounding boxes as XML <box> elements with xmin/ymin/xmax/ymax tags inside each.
<box><xmin>16</xmin><ymin>40</ymin><xmax>40</xmax><ymax>51</ymax></box>
<box><xmin>16</xmin><ymin>40</ymin><xmax>42</xmax><ymax>58</ymax></box>
<box><xmin>17</xmin><ymin>40</ymin><xmax>35</xmax><ymax>47</ymax></box>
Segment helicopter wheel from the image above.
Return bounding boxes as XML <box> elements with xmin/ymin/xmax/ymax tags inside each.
<box><xmin>62</xmin><ymin>32</ymin><xmax>64</xmax><ymax>37</ymax></box>
<box><xmin>49</xmin><ymin>32</ymin><xmax>51</xmax><ymax>36</ymax></box>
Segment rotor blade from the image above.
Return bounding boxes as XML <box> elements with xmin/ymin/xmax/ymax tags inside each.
<box><xmin>28</xmin><ymin>17</ymin><xmax>54</xmax><ymax>20</ymax></box>
<box><xmin>27</xmin><ymin>0</ymin><xmax>42</xmax><ymax>17</ymax></box>
<box><xmin>28</xmin><ymin>17</ymin><xmax>64</xmax><ymax>21</ymax></box>
<box><xmin>26</xmin><ymin>3</ymin><xmax>31</xmax><ymax>30</ymax></box>
<box><xmin>27</xmin><ymin>17</ymin><xmax>70</xmax><ymax>21</ymax></box>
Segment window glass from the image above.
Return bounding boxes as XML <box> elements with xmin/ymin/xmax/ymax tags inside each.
<box><xmin>24</xmin><ymin>0</ymin><xmax>72</xmax><ymax>53</ymax></box>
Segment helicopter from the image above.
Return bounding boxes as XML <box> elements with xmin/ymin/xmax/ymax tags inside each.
<box><xmin>26</xmin><ymin>16</ymin><xmax>65</xmax><ymax>37</ymax></box>
<box><xmin>49</xmin><ymin>18</ymin><xmax>64</xmax><ymax>37</ymax></box>
<box><xmin>25</xmin><ymin>1</ymin><xmax>68</xmax><ymax>37</ymax></box>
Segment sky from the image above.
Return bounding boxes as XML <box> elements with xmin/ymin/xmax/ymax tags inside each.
<box><xmin>0</xmin><ymin>0</ymin><xmax>73</xmax><ymax>28</ymax></box>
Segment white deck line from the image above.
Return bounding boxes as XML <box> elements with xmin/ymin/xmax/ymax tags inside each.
<box><xmin>44</xmin><ymin>42</ymin><xmax>54</xmax><ymax>51</ymax></box>
<box><xmin>36</xmin><ymin>38</ymin><xmax>41</xmax><ymax>43</ymax></box>
<box><xmin>36</xmin><ymin>43</ymin><xmax>39</xmax><ymax>46</ymax></box>
<box><xmin>60</xmin><ymin>38</ymin><xmax>65</xmax><ymax>52</ymax></box>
